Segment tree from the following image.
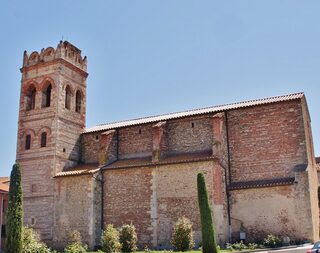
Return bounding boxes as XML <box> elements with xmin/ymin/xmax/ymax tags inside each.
<box><xmin>5</xmin><ymin>163</ymin><xmax>23</xmax><ymax>253</ymax></box>
<box><xmin>197</xmin><ymin>172</ymin><xmax>217</xmax><ymax>253</ymax></box>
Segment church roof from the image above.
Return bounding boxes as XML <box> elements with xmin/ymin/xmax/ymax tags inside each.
<box><xmin>0</xmin><ymin>183</ymin><xmax>9</xmax><ymax>193</ymax></box>
<box><xmin>54</xmin><ymin>163</ymin><xmax>99</xmax><ymax>178</ymax></box>
<box><xmin>85</xmin><ymin>92</ymin><xmax>305</xmax><ymax>133</ymax></box>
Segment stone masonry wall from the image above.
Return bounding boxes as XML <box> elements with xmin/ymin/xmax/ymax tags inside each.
<box><xmin>103</xmin><ymin>160</ymin><xmax>228</xmax><ymax>249</ymax></box>
<box><xmin>230</xmin><ymin>172</ymin><xmax>312</xmax><ymax>242</ymax></box>
<box><xmin>81</xmin><ymin>115</ymin><xmax>214</xmax><ymax>164</ymax></box>
<box><xmin>228</xmin><ymin>100</ymin><xmax>307</xmax><ymax>182</ymax></box>
<box><xmin>118</xmin><ymin>124</ymin><xmax>153</xmax><ymax>158</ymax></box>
<box><xmin>166</xmin><ymin>115</ymin><xmax>213</xmax><ymax>154</ymax></box>
<box><xmin>53</xmin><ymin>174</ymin><xmax>101</xmax><ymax>250</ymax></box>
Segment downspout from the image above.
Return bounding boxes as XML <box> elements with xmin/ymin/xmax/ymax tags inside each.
<box><xmin>99</xmin><ymin>169</ymin><xmax>104</xmax><ymax>231</ymax></box>
<box><xmin>99</xmin><ymin>129</ymin><xmax>119</xmax><ymax>233</ymax></box>
<box><xmin>225</xmin><ymin>111</ymin><xmax>232</xmax><ymax>242</ymax></box>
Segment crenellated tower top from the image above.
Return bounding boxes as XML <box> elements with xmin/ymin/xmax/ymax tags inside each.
<box><xmin>22</xmin><ymin>40</ymin><xmax>87</xmax><ymax>71</ymax></box>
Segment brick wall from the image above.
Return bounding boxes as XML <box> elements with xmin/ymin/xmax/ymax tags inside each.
<box><xmin>103</xmin><ymin>160</ymin><xmax>228</xmax><ymax>249</ymax></box>
<box><xmin>228</xmin><ymin>100</ymin><xmax>307</xmax><ymax>182</ymax></box>
<box><xmin>17</xmin><ymin>43</ymin><xmax>88</xmax><ymax>245</ymax></box>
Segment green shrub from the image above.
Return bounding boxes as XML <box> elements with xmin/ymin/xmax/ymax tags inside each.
<box><xmin>197</xmin><ymin>173</ymin><xmax>217</xmax><ymax>253</ymax></box>
<box><xmin>22</xmin><ymin>226</ymin><xmax>51</xmax><ymax>253</ymax></box>
<box><xmin>119</xmin><ymin>224</ymin><xmax>137</xmax><ymax>252</ymax></box>
<box><xmin>5</xmin><ymin>163</ymin><xmax>23</xmax><ymax>253</ymax></box>
<box><xmin>101</xmin><ymin>224</ymin><xmax>121</xmax><ymax>253</ymax></box>
<box><xmin>263</xmin><ymin>234</ymin><xmax>281</xmax><ymax>248</ymax></box>
<box><xmin>226</xmin><ymin>241</ymin><xmax>247</xmax><ymax>251</ymax></box>
<box><xmin>64</xmin><ymin>230</ymin><xmax>88</xmax><ymax>253</ymax></box>
<box><xmin>171</xmin><ymin>216</ymin><xmax>195</xmax><ymax>251</ymax></box>
<box><xmin>247</xmin><ymin>243</ymin><xmax>258</xmax><ymax>250</ymax></box>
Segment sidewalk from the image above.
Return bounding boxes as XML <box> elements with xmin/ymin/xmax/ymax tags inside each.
<box><xmin>253</xmin><ymin>244</ymin><xmax>313</xmax><ymax>253</ymax></box>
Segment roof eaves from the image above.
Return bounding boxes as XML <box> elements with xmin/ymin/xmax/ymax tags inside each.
<box><xmin>84</xmin><ymin>92</ymin><xmax>304</xmax><ymax>134</ymax></box>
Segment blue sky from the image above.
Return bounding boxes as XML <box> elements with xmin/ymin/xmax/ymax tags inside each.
<box><xmin>0</xmin><ymin>0</ymin><xmax>319</xmax><ymax>176</ymax></box>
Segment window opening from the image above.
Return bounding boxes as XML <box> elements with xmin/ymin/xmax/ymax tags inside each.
<box><xmin>41</xmin><ymin>132</ymin><xmax>47</xmax><ymax>147</ymax></box>
<box><xmin>25</xmin><ymin>135</ymin><xmax>31</xmax><ymax>150</ymax></box>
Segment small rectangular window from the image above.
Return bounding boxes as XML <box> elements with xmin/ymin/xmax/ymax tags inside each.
<box><xmin>25</xmin><ymin>135</ymin><xmax>31</xmax><ymax>150</ymax></box>
<box><xmin>41</xmin><ymin>132</ymin><xmax>47</xmax><ymax>147</ymax></box>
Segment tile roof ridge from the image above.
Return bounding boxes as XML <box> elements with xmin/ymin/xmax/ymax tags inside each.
<box><xmin>85</xmin><ymin>92</ymin><xmax>304</xmax><ymax>133</ymax></box>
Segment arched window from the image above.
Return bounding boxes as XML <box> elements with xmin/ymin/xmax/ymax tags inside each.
<box><xmin>75</xmin><ymin>90</ymin><xmax>81</xmax><ymax>113</ymax></box>
<box><xmin>40</xmin><ymin>132</ymin><xmax>47</xmax><ymax>147</ymax></box>
<box><xmin>25</xmin><ymin>135</ymin><xmax>31</xmax><ymax>150</ymax></box>
<box><xmin>42</xmin><ymin>83</ymin><xmax>52</xmax><ymax>108</ymax></box>
<box><xmin>65</xmin><ymin>85</ymin><xmax>71</xmax><ymax>110</ymax></box>
<box><xmin>26</xmin><ymin>86</ymin><xmax>36</xmax><ymax>111</ymax></box>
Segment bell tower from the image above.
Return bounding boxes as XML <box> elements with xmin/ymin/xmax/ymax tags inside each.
<box><xmin>16</xmin><ymin>41</ymin><xmax>88</xmax><ymax>243</ymax></box>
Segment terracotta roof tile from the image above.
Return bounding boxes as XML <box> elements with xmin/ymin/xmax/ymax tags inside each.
<box><xmin>55</xmin><ymin>163</ymin><xmax>99</xmax><ymax>178</ymax></box>
<box><xmin>103</xmin><ymin>151</ymin><xmax>214</xmax><ymax>170</ymax></box>
<box><xmin>0</xmin><ymin>177</ymin><xmax>10</xmax><ymax>184</ymax></box>
<box><xmin>85</xmin><ymin>92</ymin><xmax>304</xmax><ymax>133</ymax></box>
<box><xmin>0</xmin><ymin>183</ymin><xmax>9</xmax><ymax>192</ymax></box>
<box><xmin>228</xmin><ymin>177</ymin><xmax>295</xmax><ymax>190</ymax></box>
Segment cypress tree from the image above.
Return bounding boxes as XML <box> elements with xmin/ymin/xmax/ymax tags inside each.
<box><xmin>197</xmin><ymin>172</ymin><xmax>217</xmax><ymax>253</ymax></box>
<box><xmin>5</xmin><ymin>163</ymin><xmax>23</xmax><ymax>253</ymax></box>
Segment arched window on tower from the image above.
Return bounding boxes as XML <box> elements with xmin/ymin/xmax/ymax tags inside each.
<box><xmin>42</xmin><ymin>83</ymin><xmax>52</xmax><ymax>108</ymax></box>
<box><xmin>25</xmin><ymin>135</ymin><xmax>31</xmax><ymax>150</ymax></box>
<box><xmin>65</xmin><ymin>85</ymin><xmax>71</xmax><ymax>110</ymax></box>
<box><xmin>26</xmin><ymin>86</ymin><xmax>36</xmax><ymax>111</ymax></box>
<box><xmin>40</xmin><ymin>132</ymin><xmax>47</xmax><ymax>148</ymax></box>
<box><xmin>75</xmin><ymin>90</ymin><xmax>81</xmax><ymax>113</ymax></box>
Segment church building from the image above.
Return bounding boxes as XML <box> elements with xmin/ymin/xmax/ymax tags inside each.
<box><xmin>16</xmin><ymin>41</ymin><xmax>319</xmax><ymax>249</ymax></box>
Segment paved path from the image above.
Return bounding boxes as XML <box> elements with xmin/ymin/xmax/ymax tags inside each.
<box><xmin>254</xmin><ymin>244</ymin><xmax>313</xmax><ymax>253</ymax></box>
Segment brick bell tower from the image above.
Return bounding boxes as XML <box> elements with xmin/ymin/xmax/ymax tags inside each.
<box><xmin>16</xmin><ymin>41</ymin><xmax>88</xmax><ymax>243</ymax></box>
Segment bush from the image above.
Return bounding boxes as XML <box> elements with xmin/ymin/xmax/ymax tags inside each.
<box><xmin>64</xmin><ymin>230</ymin><xmax>88</xmax><ymax>253</ymax></box>
<box><xmin>101</xmin><ymin>224</ymin><xmax>121</xmax><ymax>253</ymax></box>
<box><xmin>263</xmin><ymin>234</ymin><xmax>281</xmax><ymax>248</ymax></box>
<box><xmin>22</xmin><ymin>226</ymin><xmax>51</xmax><ymax>253</ymax></box>
<box><xmin>171</xmin><ymin>216</ymin><xmax>195</xmax><ymax>251</ymax></box>
<box><xmin>226</xmin><ymin>241</ymin><xmax>247</xmax><ymax>251</ymax></box>
<box><xmin>119</xmin><ymin>224</ymin><xmax>137</xmax><ymax>252</ymax></box>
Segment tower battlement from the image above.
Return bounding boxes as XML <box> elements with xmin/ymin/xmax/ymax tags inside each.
<box><xmin>22</xmin><ymin>40</ymin><xmax>87</xmax><ymax>71</ymax></box>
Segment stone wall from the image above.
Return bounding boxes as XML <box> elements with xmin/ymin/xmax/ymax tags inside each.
<box><xmin>230</xmin><ymin>172</ymin><xmax>312</xmax><ymax>242</ymax></box>
<box><xmin>103</xmin><ymin>160</ymin><xmax>228</xmax><ymax>249</ymax></box>
<box><xmin>53</xmin><ymin>174</ymin><xmax>101</xmax><ymax>250</ymax></box>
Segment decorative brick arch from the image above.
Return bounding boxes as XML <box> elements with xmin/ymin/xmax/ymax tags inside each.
<box><xmin>28</xmin><ymin>51</ymin><xmax>40</xmax><ymax>66</ymax></box>
<box><xmin>37</xmin><ymin>127</ymin><xmax>51</xmax><ymax>148</ymax></box>
<box><xmin>44</xmin><ymin>47</ymin><xmax>55</xmax><ymax>57</ymax></box>
<box><xmin>62</xmin><ymin>82</ymin><xmax>75</xmax><ymax>95</ymax></box>
<box><xmin>40</xmin><ymin>77</ymin><xmax>56</xmax><ymax>108</ymax></box>
<box><xmin>23</xmin><ymin>82</ymin><xmax>38</xmax><ymax>111</ymax></box>
<box><xmin>75</xmin><ymin>89</ymin><xmax>84</xmax><ymax>113</ymax></box>
<box><xmin>20</xmin><ymin>129</ymin><xmax>36</xmax><ymax>151</ymax></box>
<box><xmin>36</xmin><ymin>126</ymin><xmax>52</xmax><ymax>137</ymax></box>
<box><xmin>63</xmin><ymin>83</ymin><xmax>75</xmax><ymax>110</ymax></box>
<box><xmin>22</xmin><ymin>80</ymin><xmax>40</xmax><ymax>93</ymax></box>
<box><xmin>39</xmin><ymin>77</ymin><xmax>56</xmax><ymax>91</ymax></box>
